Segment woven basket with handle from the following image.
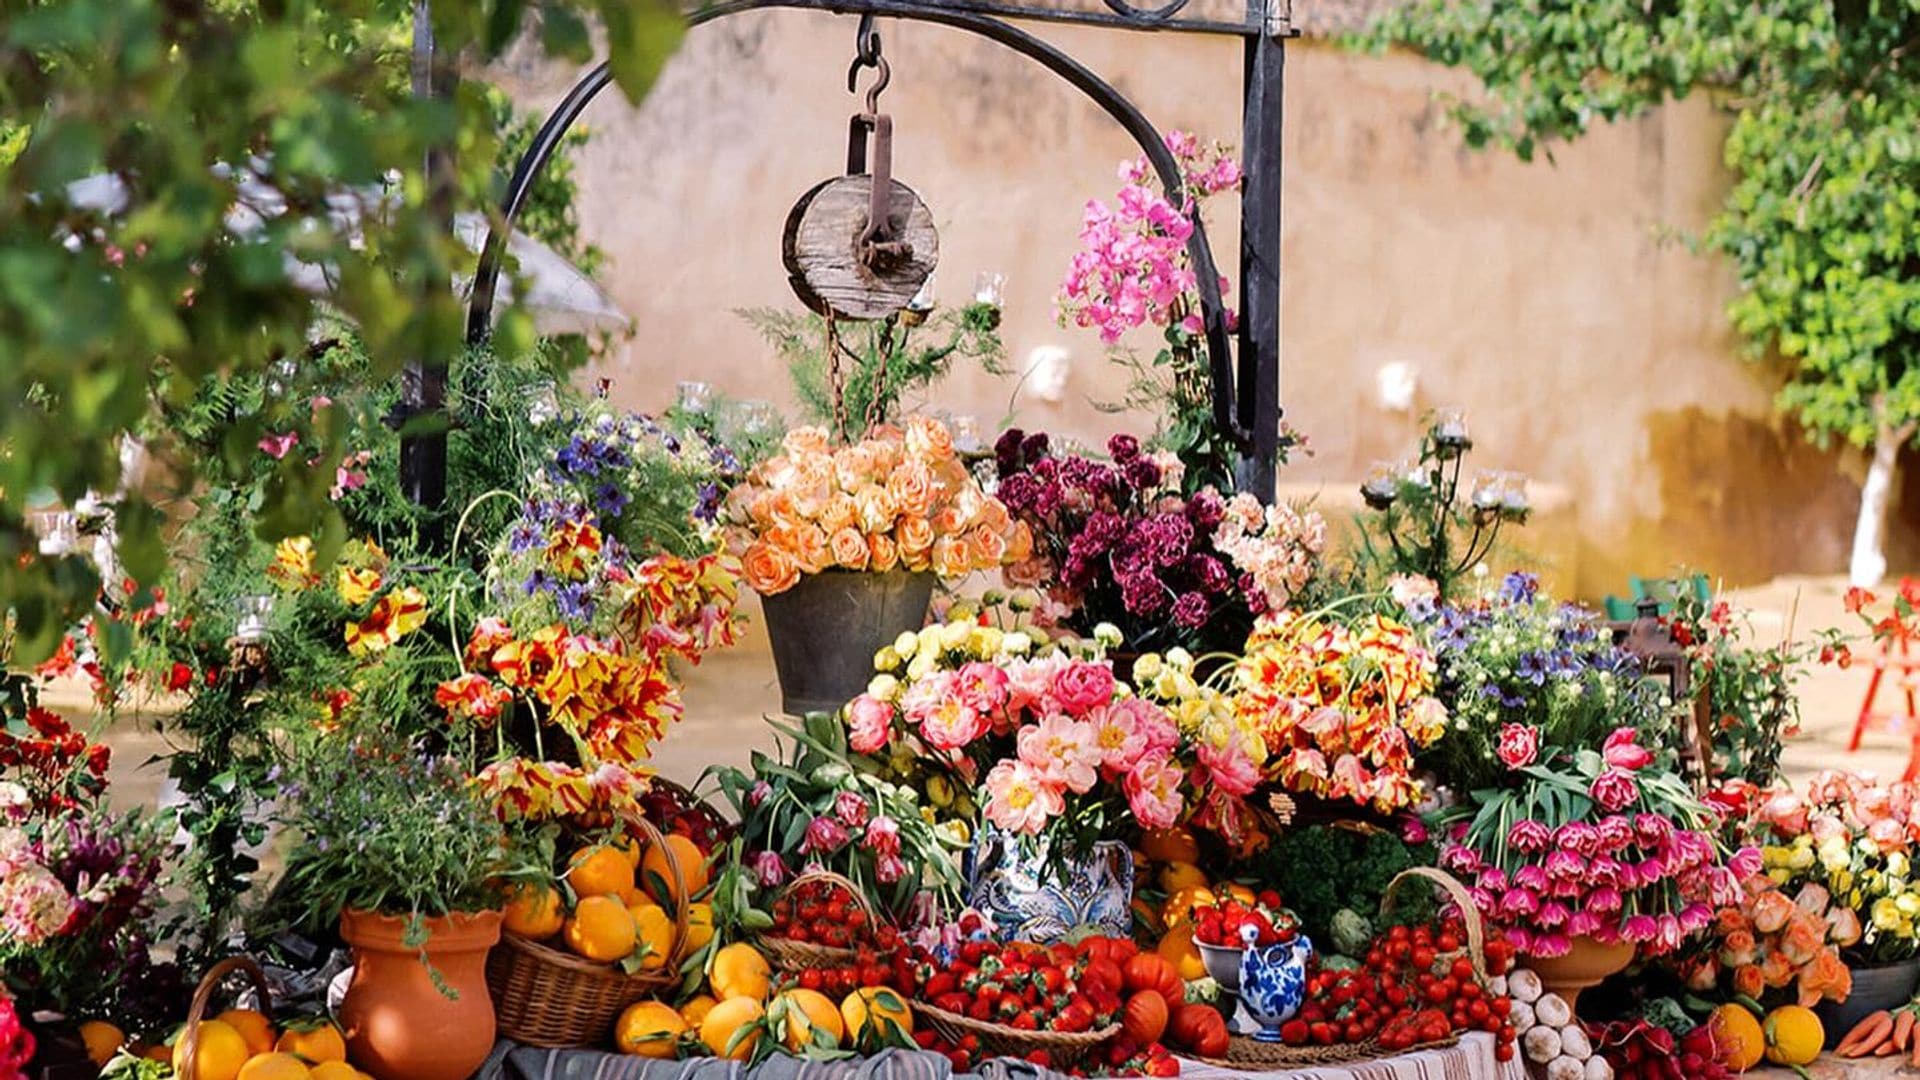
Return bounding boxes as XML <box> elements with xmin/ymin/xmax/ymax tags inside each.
<box><xmin>755</xmin><ymin>869</ymin><xmax>884</xmax><ymax>973</ymax></box>
<box><xmin>1200</xmin><ymin>868</ymin><xmax>1481</xmax><ymax>1072</ymax></box>
<box><xmin>176</xmin><ymin>957</ymin><xmax>275</xmax><ymax>1080</ymax></box>
<box><xmin>915</xmin><ymin>1001</ymin><xmax>1120</xmax><ymax>1068</ymax></box>
<box><xmin>485</xmin><ymin>809</ymin><xmax>692</xmax><ymax>1048</ymax></box>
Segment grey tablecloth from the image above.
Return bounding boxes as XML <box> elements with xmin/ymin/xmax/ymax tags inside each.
<box><xmin>475</xmin><ymin>1045</ymin><xmax>1054</xmax><ymax>1080</ymax></box>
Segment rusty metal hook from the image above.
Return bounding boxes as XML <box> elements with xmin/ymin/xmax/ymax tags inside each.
<box><xmin>846</xmin><ymin>16</ymin><xmax>890</xmax><ymax>113</ymax></box>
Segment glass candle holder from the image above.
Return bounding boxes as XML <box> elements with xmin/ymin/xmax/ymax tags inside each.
<box><xmin>1431</xmin><ymin>407</ymin><xmax>1471</xmax><ymax>455</ymax></box>
<box><xmin>1498</xmin><ymin>471</ymin><xmax>1531</xmax><ymax>514</ymax></box>
<box><xmin>1361</xmin><ymin>461</ymin><xmax>1400</xmax><ymax>508</ymax></box>
<box><xmin>35</xmin><ymin>512</ymin><xmax>78</xmax><ymax>556</ymax></box>
<box><xmin>973</xmin><ymin>271</ymin><xmax>1006</xmax><ymax>308</ymax></box>
<box><xmin>1470</xmin><ymin>470</ymin><xmax>1504</xmax><ymax>511</ymax></box>
<box><xmin>739</xmin><ymin>400</ymin><xmax>777</xmax><ymax>436</ymax></box>
<box><xmin>676</xmin><ymin>381</ymin><xmax>715</xmax><ymax>416</ymax></box>
<box><xmin>235</xmin><ymin>594</ymin><xmax>275</xmax><ymax>643</ymax></box>
<box><xmin>951</xmin><ymin>414</ymin><xmax>983</xmax><ymax>454</ymax></box>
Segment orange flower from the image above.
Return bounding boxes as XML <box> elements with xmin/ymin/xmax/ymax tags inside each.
<box><xmin>1731</xmin><ymin>963</ymin><xmax>1765</xmax><ymax>999</ymax></box>
<box><xmin>344</xmin><ymin>586</ymin><xmax>426</xmax><ymax>655</ymax></box>
<box><xmin>932</xmin><ymin>535</ymin><xmax>975</xmax><ymax>579</ymax></box>
<box><xmin>783</xmin><ymin>426</ymin><xmax>831</xmax><ymax>456</ymax></box>
<box><xmin>830</xmin><ymin>527</ymin><xmax>871</xmax><ymax>571</ymax></box>
<box><xmin>886</xmin><ymin>462</ymin><xmax>937</xmax><ymax>518</ymax></box>
<box><xmin>1715</xmin><ymin>906</ymin><xmax>1754</xmax><ymax>936</ymax></box>
<box><xmin>905</xmin><ymin>415</ymin><xmax>955</xmax><ymax>460</ymax></box>
<box><xmin>868</xmin><ymin>533</ymin><xmax>899</xmax><ymax>572</ymax></box>
<box><xmin>1759</xmin><ymin>949</ymin><xmax>1795</xmax><ymax>988</ymax></box>
<box><xmin>1779</xmin><ymin>913</ymin><xmax>1828</xmax><ymax>966</ymax></box>
<box><xmin>1719</xmin><ymin>928</ymin><xmax>1759</xmax><ymax>967</ymax></box>
<box><xmin>1796</xmin><ymin>949</ymin><xmax>1852</xmax><ymax>1007</ymax></box>
<box><xmin>967</xmin><ymin>524</ymin><xmax>1009</xmax><ymax>567</ymax></box>
<box><xmin>1751</xmin><ymin>889</ymin><xmax>1796</xmax><ymax>935</ymax></box>
<box><xmin>741</xmin><ymin>541</ymin><xmax>800</xmax><ymax>595</ymax></box>
<box><xmin>543</xmin><ymin>519</ymin><xmax>603</xmax><ymax>580</ymax></box>
<box><xmin>897</xmin><ymin>515</ymin><xmax>935</xmax><ymax>559</ymax></box>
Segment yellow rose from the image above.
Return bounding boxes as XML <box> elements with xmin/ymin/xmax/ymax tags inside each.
<box><xmin>1789</xmin><ymin>843</ymin><xmax>1816</xmax><ymax>871</ymax></box>
<box><xmin>1769</xmin><ymin>868</ymin><xmax>1792</xmax><ymax>886</ymax></box>
<box><xmin>1898</xmin><ymin>892</ymin><xmax>1920</xmax><ymax>917</ymax></box>
<box><xmin>874</xmin><ymin>646</ymin><xmax>901</xmax><ymax>671</ymax></box>
<box><xmin>893</xmin><ymin>631</ymin><xmax>920</xmax><ymax>659</ymax></box>
<box><xmin>939</xmin><ymin>620</ymin><xmax>973</xmax><ymax>651</ymax></box>
<box><xmin>868</xmin><ymin>674</ymin><xmax>901</xmax><ymax>701</ymax></box>
<box><xmin>740</xmin><ymin>541</ymin><xmax>801</xmax><ymax>595</ymax></box>
<box><xmin>1762</xmin><ymin>845</ymin><xmax>1791</xmax><ymax>869</ymax></box>
<box><xmin>1873</xmin><ymin>898</ymin><xmax>1903</xmax><ymax>931</ymax></box>
<box><xmin>1892</xmin><ymin>852</ymin><xmax>1911</xmax><ymax>877</ymax></box>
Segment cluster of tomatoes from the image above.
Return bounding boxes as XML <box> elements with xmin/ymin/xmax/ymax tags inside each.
<box><xmin>768</xmin><ymin>880</ymin><xmax>901</xmax><ymax>952</ymax></box>
<box><xmin>1190</xmin><ymin>891</ymin><xmax>1298</xmax><ymax>949</ymax></box>
<box><xmin>1279</xmin><ymin>918</ymin><xmax>1519</xmax><ymax>1062</ymax></box>
<box><xmin>789</xmin><ymin>945</ymin><xmax>919</xmax><ymax>1001</ymax></box>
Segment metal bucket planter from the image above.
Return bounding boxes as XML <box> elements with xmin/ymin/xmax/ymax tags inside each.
<box><xmin>1817</xmin><ymin>957</ymin><xmax>1920</xmax><ymax>1048</ymax></box>
<box><xmin>760</xmin><ymin>568</ymin><xmax>935</xmax><ymax>716</ymax></box>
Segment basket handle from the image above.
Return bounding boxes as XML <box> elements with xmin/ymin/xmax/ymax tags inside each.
<box><xmin>779</xmin><ymin>867</ymin><xmax>883</xmax><ymax>928</ymax></box>
<box><xmin>621</xmin><ymin>808</ymin><xmax>694</xmax><ymax>969</ymax></box>
<box><xmin>178</xmin><ymin>956</ymin><xmax>273</xmax><ymax>1080</ymax></box>
<box><xmin>1379</xmin><ymin>867</ymin><xmax>1488</xmax><ymax>984</ymax></box>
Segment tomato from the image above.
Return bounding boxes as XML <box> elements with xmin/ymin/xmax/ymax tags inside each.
<box><xmin>1121</xmin><ymin>992</ymin><xmax>1169</xmax><ymax>1045</ymax></box>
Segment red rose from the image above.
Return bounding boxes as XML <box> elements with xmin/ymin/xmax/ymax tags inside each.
<box><xmin>1495</xmin><ymin>723</ymin><xmax>1539</xmax><ymax>770</ymax></box>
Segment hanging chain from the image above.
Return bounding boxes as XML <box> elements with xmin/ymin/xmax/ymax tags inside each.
<box><xmin>824</xmin><ymin>309</ymin><xmax>851</xmax><ymax>444</ymax></box>
<box><xmin>866</xmin><ymin>315</ymin><xmax>897</xmax><ymax>434</ymax></box>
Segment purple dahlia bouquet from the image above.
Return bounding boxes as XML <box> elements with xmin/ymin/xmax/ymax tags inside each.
<box><xmin>993</xmin><ymin>429</ymin><xmax>1325</xmax><ymax>654</ymax></box>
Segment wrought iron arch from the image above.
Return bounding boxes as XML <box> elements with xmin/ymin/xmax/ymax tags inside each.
<box><xmin>448</xmin><ymin>0</ymin><xmax>1291</xmax><ymax>499</ymax></box>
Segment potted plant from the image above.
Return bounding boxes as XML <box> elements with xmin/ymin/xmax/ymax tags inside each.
<box><xmin>277</xmin><ymin>731</ymin><xmax>517</xmax><ymax>1080</ymax></box>
<box><xmin>718</xmin><ymin>418</ymin><xmax>1026</xmax><ymax>716</ymax></box>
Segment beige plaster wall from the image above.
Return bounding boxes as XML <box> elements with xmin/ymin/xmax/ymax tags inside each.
<box><xmin>487</xmin><ymin>16</ymin><xmax>1871</xmax><ymax>599</ymax></box>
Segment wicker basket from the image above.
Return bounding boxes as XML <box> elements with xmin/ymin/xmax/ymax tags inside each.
<box><xmin>176</xmin><ymin>957</ymin><xmax>275</xmax><ymax>1080</ymax></box>
<box><xmin>756</xmin><ymin>869</ymin><xmax>874</xmax><ymax>973</ymax></box>
<box><xmin>914</xmin><ymin>1001</ymin><xmax>1120</xmax><ymax>1068</ymax></box>
<box><xmin>1379</xmin><ymin>867</ymin><xmax>1489</xmax><ymax>983</ymax></box>
<box><xmin>486</xmin><ymin>810</ymin><xmax>691</xmax><ymax>1048</ymax></box>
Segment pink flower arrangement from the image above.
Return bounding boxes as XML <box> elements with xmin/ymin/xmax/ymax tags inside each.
<box><xmin>1443</xmin><ymin>728</ymin><xmax>1748</xmax><ymax>960</ymax></box>
<box><xmin>848</xmin><ymin>619</ymin><xmax>1253</xmax><ymax>850</ymax></box>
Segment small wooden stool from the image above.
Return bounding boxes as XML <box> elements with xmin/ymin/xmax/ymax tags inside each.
<box><xmin>1850</xmin><ymin>624</ymin><xmax>1920</xmax><ymax>781</ymax></box>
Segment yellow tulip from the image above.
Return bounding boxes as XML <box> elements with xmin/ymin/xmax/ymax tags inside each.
<box><xmin>1133</xmin><ymin>654</ymin><xmax>1164</xmax><ymax>682</ymax></box>
<box><xmin>874</xmin><ymin>646</ymin><xmax>901</xmax><ymax>672</ymax></box>
<box><xmin>893</xmin><ymin>631</ymin><xmax>919</xmax><ymax>659</ymax></box>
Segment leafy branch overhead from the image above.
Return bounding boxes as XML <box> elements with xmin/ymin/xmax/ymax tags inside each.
<box><xmin>1362</xmin><ymin>0</ymin><xmax>1920</xmax><ymax>451</ymax></box>
<box><xmin>0</xmin><ymin>0</ymin><xmax>684</xmax><ymax>662</ymax></box>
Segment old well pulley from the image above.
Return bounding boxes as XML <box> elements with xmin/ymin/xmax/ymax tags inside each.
<box><xmin>782</xmin><ymin>18</ymin><xmax>939</xmax><ymax>322</ymax></box>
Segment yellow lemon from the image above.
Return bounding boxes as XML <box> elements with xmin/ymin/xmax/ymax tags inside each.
<box><xmin>1762</xmin><ymin>1005</ymin><xmax>1823</xmax><ymax>1067</ymax></box>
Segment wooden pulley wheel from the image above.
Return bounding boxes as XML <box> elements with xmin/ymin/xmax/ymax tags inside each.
<box><xmin>782</xmin><ymin>173</ymin><xmax>938</xmax><ymax>321</ymax></box>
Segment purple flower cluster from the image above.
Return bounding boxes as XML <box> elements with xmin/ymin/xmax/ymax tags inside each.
<box><xmin>995</xmin><ymin>429</ymin><xmax>1250</xmax><ymax>651</ymax></box>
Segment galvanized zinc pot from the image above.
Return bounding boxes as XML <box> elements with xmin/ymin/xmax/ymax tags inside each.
<box><xmin>760</xmin><ymin>568</ymin><xmax>935</xmax><ymax>716</ymax></box>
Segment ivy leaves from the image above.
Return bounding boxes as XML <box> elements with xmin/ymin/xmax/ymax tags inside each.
<box><xmin>0</xmin><ymin>0</ymin><xmax>681</xmax><ymax>663</ymax></box>
<box><xmin>1363</xmin><ymin>0</ymin><xmax>1920</xmax><ymax>456</ymax></box>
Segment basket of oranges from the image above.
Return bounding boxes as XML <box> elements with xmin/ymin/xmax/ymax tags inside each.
<box><xmin>170</xmin><ymin>956</ymin><xmax>357</xmax><ymax>1079</ymax></box>
<box><xmin>485</xmin><ymin>810</ymin><xmax>706</xmax><ymax>1048</ymax></box>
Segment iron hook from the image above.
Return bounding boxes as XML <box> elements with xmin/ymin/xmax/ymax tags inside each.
<box><xmin>846</xmin><ymin>14</ymin><xmax>887</xmax><ymax>105</ymax></box>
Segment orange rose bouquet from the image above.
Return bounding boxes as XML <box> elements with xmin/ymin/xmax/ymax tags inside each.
<box><xmin>719</xmin><ymin>417</ymin><xmax>1029</xmax><ymax>595</ymax></box>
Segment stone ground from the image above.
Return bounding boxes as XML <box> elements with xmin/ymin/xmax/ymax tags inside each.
<box><xmin>51</xmin><ymin>573</ymin><xmax>1920</xmax><ymax>1075</ymax></box>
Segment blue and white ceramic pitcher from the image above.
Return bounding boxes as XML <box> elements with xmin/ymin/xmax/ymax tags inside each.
<box><xmin>1237</xmin><ymin>924</ymin><xmax>1312</xmax><ymax>1043</ymax></box>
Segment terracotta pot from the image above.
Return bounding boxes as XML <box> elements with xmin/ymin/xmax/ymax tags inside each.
<box><xmin>1524</xmin><ymin>934</ymin><xmax>1635</xmax><ymax>1018</ymax></box>
<box><xmin>339</xmin><ymin>908</ymin><xmax>503</xmax><ymax>1080</ymax></box>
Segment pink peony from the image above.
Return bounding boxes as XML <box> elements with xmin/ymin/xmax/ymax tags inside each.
<box><xmin>1017</xmin><ymin>713</ymin><xmax>1101</xmax><ymax>793</ymax></box>
<box><xmin>845</xmin><ymin>694</ymin><xmax>895</xmax><ymax>754</ymax></box>
<box><xmin>954</xmin><ymin>661</ymin><xmax>1011</xmax><ymax>715</ymax></box>
<box><xmin>1086</xmin><ymin>699</ymin><xmax>1150</xmax><ymax>772</ymax></box>
<box><xmin>863</xmin><ymin>816</ymin><xmax>901</xmax><ymax>858</ymax></box>
<box><xmin>1508</xmin><ymin>819</ymin><xmax>1552</xmax><ymax>853</ymax></box>
<box><xmin>1495</xmin><ymin>723</ymin><xmax>1540</xmax><ymax>770</ymax></box>
<box><xmin>1049</xmin><ymin>660</ymin><xmax>1117</xmax><ymax>714</ymax></box>
<box><xmin>983</xmin><ymin>760</ymin><xmax>1066</xmax><ymax>835</ymax></box>
<box><xmin>1196</xmin><ymin>738</ymin><xmax>1261</xmax><ymax>797</ymax></box>
<box><xmin>834</xmin><ymin>791</ymin><xmax>871</xmax><ymax>829</ymax></box>
<box><xmin>920</xmin><ymin>699</ymin><xmax>989</xmax><ymax>753</ymax></box>
<box><xmin>1591</xmin><ymin>767</ymin><xmax>1640</xmax><ymax>812</ymax></box>
<box><xmin>1004</xmin><ymin>653</ymin><xmax>1068</xmax><ymax>715</ymax></box>
<box><xmin>1602</xmin><ymin>727</ymin><xmax>1654</xmax><ymax>771</ymax></box>
<box><xmin>1124</xmin><ymin>751</ymin><xmax>1187</xmax><ymax>830</ymax></box>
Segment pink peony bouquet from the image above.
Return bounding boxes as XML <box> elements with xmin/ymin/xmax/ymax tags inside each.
<box><xmin>842</xmin><ymin>617</ymin><xmax>1259</xmax><ymax>854</ymax></box>
<box><xmin>1440</xmin><ymin>727</ymin><xmax>1752</xmax><ymax>959</ymax></box>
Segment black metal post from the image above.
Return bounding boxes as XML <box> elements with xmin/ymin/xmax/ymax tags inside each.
<box><xmin>1236</xmin><ymin>0</ymin><xmax>1288</xmax><ymax>500</ymax></box>
<box><xmin>400</xmin><ymin>0</ymin><xmax>454</xmax><ymax>514</ymax></box>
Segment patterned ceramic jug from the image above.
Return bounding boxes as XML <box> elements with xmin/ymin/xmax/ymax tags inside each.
<box><xmin>964</xmin><ymin>828</ymin><xmax>1133</xmax><ymax>942</ymax></box>
<box><xmin>1237</xmin><ymin>924</ymin><xmax>1312</xmax><ymax>1043</ymax></box>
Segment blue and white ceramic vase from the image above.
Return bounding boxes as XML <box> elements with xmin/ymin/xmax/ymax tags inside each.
<box><xmin>1237</xmin><ymin>924</ymin><xmax>1312</xmax><ymax>1043</ymax></box>
<box><xmin>963</xmin><ymin>827</ymin><xmax>1132</xmax><ymax>943</ymax></box>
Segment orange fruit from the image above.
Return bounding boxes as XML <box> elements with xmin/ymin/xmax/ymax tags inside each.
<box><xmin>1161</xmin><ymin>885</ymin><xmax>1217</xmax><ymax>929</ymax></box>
<box><xmin>565</xmin><ymin>894</ymin><xmax>638</xmax><ymax>962</ymax></box>
<box><xmin>237</xmin><ymin>1052</ymin><xmax>313</xmax><ymax>1080</ymax></box>
<box><xmin>308</xmin><ymin>1063</ymin><xmax>360</xmax><ymax>1080</ymax></box>
<box><xmin>680</xmin><ymin>995</ymin><xmax>718</xmax><ymax>1028</ymax></box>
<box><xmin>502</xmin><ymin>882</ymin><xmax>566</xmax><ymax>939</ymax></box>
<box><xmin>274</xmin><ymin>1021</ymin><xmax>346</xmax><ymax>1064</ymax></box>
<box><xmin>1710</xmin><ymin>1004</ymin><xmax>1764</xmax><ymax>1072</ymax></box>
<box><xmin>699</xmin><ymin>996</ymin><xmax>765</xmax><ymax>1061</ymax></box>
<box><xmin>774</xmin><ymin>988</ymin><xmax>845</xmax><ymax>1054</ymax></box>
<box><xmin>216</xmin><ymin>1009</ymin><xmax>277</xmax><ymax>1057</ymax></box>
<box><xmin>640</xmin><ymin>834</ymin><xmax>709</xmax><ymax>908</ymax></box>
<box><xmin>612</xmin><ymin>832</ymin><xmax>645</xmax><ymax>868</ymax></box>
<box><xmin>684</xmin><ymin>902</ymin><xmax>716</xmax><ymax>953</ymax></box>
<box><xmin>626</xmin><ymin>902</ymin><xmax>676</xmax><ymax>972</ymax></box>
<box><xmin>1141</xmin><ymin>827</ymin><xmax>1200</xmax><ymax>864</ymax></box>
<box><xmin>1762</xmin><ymin>1005</ymin><xmax>1823</xmax><ymax>1067</ymax></box>
<box><xmin>614</xmin><ymin>1000</ymin><xmax>687</xmax><ymax>1059</ymax></box>
<box><xmin>1156</xmin><ymin>922</ymin><xmax>1207</xmax><ymax>981</ymax></box>
<box><xmin>77</xmin><ymin>1020</ymin><xmax>125</xmax><ymax>1066</ymax></box>
<box><xmin>566</xmin><ymin>845</ymin><xmax>635</xmax><ymax>900</ymax></box>
<box><xmin>1157</xmin><ymin>861</ymin><xmax>1208</xmax><ymax>895</ymax></box>
<box><xmin>173</xmin><ymin>1019</ymin><xmax>252</xmax><ymax>1080</ymax></box>
<box><xmin>709</xmin><ymin>943</ymin><xmax>771</xmax><ymax>1001</ymax></box>
<box><xmin>840</xmin><ymin>987</ymin><xmax>912</xmax><ymax>1050</ymax></box>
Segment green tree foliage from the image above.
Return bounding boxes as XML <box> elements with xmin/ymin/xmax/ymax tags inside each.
<box><xmin>0</xmin><ymin>0</ymin><xmax>681</xmax><ymax>662</ymax></box>
<box><xmin>1363</xmin><ymin>1</ymin><xmax>1920</xmax><ymax>496</ymax></box>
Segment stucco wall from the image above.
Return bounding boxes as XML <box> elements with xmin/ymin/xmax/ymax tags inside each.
<box><xmin>487</xmin><ymin>15</ymin><xmax>1873</xmax><ymax>598</ymax></box>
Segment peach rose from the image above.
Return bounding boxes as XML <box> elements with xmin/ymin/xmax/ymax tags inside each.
<box><xmin>905</xmin><ymin>415</ymin><xmax>956</xmax><ymax>460</ymax></box>
<box><xmin>933</xmin><ymin>535</ymin><xmax>976</xmax><ymax>579</ymax></box>
<box><xmin>742</xmin><ymin>541</ymin><xmax>801</xmax><ymax>595</ymax></box>
<box><xmin>887</xmin><ymin>461</ymin><xmax>937</xmax><ymax>518</ymax></box>
<box><xmin>820</xmin><ymin>493</ymin><xmax>858</xmax><ymax>534</ymax></box>
<box><xmin>794</xmin><ymin>524</ymin><xmax>832</xmax><ymax>574</ymax></box>
<box><xmin>1759</xmin><ymin>949</ymin><xmax>1795</xmax><ymax>988</ymax></box>
<box><xmin>1731</xmin><ymin>963</ymin><xmax>1765</xmax><ymax>999</ymax></box>
<box><xmin>1006</xmin><ymin>520</ymin><xmax>1034</xmax><ymax>563</ymax></box>
<box><xmin>783</xmin><ymin>426</ymin><xmax>832</xmax><ymax>456</ymax></box>
<box><xmin>968</xmin><ymin>525</ymin><xmax>1008</xmax><ymax>567</ymax></box>
<box><xmin>976</xmin><ymin>497</ymin><xmax>1012</xmax><ymax>535</ymax></box>
<box><xmin>854</xmin><ymin>487</ymin><xmax>897</xmax><ymax>533</ymax></box>
<box><xmin>1779</xmin><ymin>914</ymin><xmax>1827</xmax><ymax>966</ymax></box>
<box><xmin>1004</xmin><ymin>553</ymin><xmax>1048</xmax><ymax>588</ymax></box>
<box><xmin>861</xmin><ymin>435</ymin><xmax>902</xmax><ymax>475</ymax></box>
<box><xmin>868</xmin><ymin>533</ymin><xmax>899</xmax><ymax>572</ymax></box>
<box><xmin>1718</xmin><ymin>928</ymin><xmax>1759</xmax><ymax>967</ymax></box>
<box><xmin>830</xmin><ymin>527</ymin><xmax>871</xmax><ymax>571</ymax></box>
<box><xmin>934</xmin><ymin>505</ymin><xmax>969</xmax><ymax>538</ymax></box>
<box><xmin>897</xmin><ymin>515</ymin><xmax>935</xmax><ymax>558</ymax></box>
<box><xmin>834</xmin><ymin>445</ymin><xmax>880</xmax><ymax>489</ymax></box>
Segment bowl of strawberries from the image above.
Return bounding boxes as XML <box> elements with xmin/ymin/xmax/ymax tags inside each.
<box><xmin>1192</xmin><ymin>891</ymin><xmax>1300</xmax><ymax>992</ymax></box>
